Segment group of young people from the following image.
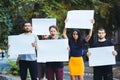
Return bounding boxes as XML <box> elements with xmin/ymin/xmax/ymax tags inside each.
<box><xmin>10</xmin><ymin>18</ymin><xmax>117</xmax><ymax>80</ymax></box>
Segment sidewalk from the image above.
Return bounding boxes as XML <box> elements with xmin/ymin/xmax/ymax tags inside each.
<box><xmin>0</xmin><ymin>66</ymin><xmax>119</xmax><ymax>80</ymax></box>
<box><xmin>0</xmin><ymin>59</ymin><xmax>120</xmax><ymax>80</ymax></box>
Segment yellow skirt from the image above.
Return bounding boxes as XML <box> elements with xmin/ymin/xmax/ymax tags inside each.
<box><xmin>69</xmin><ymin>57</ymin><xmax>84</xmax><ymax>76</ymax></box>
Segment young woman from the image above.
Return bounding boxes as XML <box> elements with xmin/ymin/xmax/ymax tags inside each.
<box><xmin>46</xmin><ymin>25</ymin><xmax>64</xmax><ymax>80</ymax></box>
<box><xmin>63</xmin><ymin>19</ymin><xmax>94</xmax><ymax>80</ymax></box>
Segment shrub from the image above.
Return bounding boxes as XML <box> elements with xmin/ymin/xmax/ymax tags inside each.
<box><xmin>7</xmin><ymin>60</ymin><xmax>19</xmax><ymax>75</ymax></box>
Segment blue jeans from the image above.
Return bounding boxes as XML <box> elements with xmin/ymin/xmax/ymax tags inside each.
<box><xmin>19</xmin><ymin>60</ymin><xmax>38</xmax><ymax>80</ymax></box>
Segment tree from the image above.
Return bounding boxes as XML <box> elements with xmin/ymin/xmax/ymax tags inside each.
<box><xmin>0</xmin><ymin>0</ymin><xmax>119</xmax><ymax>49</ymax></box>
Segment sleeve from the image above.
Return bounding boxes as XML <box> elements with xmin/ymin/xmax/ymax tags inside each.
<box><xmin>34</xmin><ymin>35</ymin><xmax>39</xmax><ymax>43</ymax></box>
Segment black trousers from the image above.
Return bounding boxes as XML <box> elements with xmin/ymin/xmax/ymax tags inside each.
<box><xmin>93</xmin><ymin>65</ymin><xmax>113</xmax><ymax>80</ymax></box>
<box><xmin>19</xmin><ymin>60</ymin><xmax>38</xmax><ymax>80</ymax></box>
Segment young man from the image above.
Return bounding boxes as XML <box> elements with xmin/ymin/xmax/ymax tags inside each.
<box><xmin>87</xmin><ymin>28</ymin><xmax>117</xmax><ymax>80</ymax></box>
<box><xmin>18</xmin><ymin>21</ymin><xmax>38</xmax><ymax>80</ymax></box>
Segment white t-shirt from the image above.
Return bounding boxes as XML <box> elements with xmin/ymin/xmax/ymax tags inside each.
<box><xmin>18</xmin><ymin>33</ymin><xmax>38</xmax><ymax>61</ymax></box>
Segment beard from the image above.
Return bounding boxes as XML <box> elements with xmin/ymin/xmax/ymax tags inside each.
<box><xmin>99</xmin><ymin>37</ymin><xmax>105</xmax><ymax>40</ymax></box>
<box><xmin>99</xmin><ymin>37</ymin><xmax>103</xmax><ymax>40</ymax></box>
<box><xmin>23</xmin><ymin>29</ymin><xmax>32</xmax><ymax>33</ymax></box>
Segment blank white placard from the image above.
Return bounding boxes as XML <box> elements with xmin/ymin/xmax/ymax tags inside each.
<box><xmin>32</xmin><ymin>18</ymin><xmax>56</xmax><ymax>35</ymax></box>
<box><xmin>37</xmin><ymin>39</ymin><xmax>69</xmax><ymax>62</ymax></box>
<box><xmin>65</xmin><ymin>10</ymin><xmax>94</xmax><ymax>29</ymax></box>
<box><xmin>88</xmin><ymin>46</ymin><xmax>116</xmax><ymax>67</ymax></box>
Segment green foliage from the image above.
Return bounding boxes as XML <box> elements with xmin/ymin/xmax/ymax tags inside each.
<box><xmin>6</xmin><ymin>60</ymin><xmax>31</xmax><ymax>76</ymax></box>
<box><xmin>7</xmin><ymin>60</ymin><xmax>19</xmax><ymax>75</ymax></box>
<box><xmin>0</xmin><ymin>66</ymin><xmax>4</xmax><ymax>74</ymax></box>
<box><xmin>0</xmin><ymin>0</ymin><xmax>120</xmax><ymax>49</ymax></box>
<box><xmin>0</xmin><ymin>23</ymin><xmax>10</xmax><ymax>49</ymax></box>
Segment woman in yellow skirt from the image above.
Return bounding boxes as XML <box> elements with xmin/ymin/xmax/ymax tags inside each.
<box><xmin>63</xmin><ymin>19</ymin><xmax>94</xmax><ymax>80</ymax></box>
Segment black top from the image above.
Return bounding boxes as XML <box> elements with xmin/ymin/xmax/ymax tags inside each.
<box><xmin>92</xmin><ymin>40</ymin><xmax>113</xmax><ymax>47</ymax></box>
<box><xmin>69</xmin><ymin>39</ymin><xmax>86</xmax><ymax>57</ymax></box>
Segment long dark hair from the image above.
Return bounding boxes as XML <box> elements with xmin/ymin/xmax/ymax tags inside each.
<box><xmin>70</xmin><ymin>29</ymin><xmax>83</xmax><ymax>47</ymax></box>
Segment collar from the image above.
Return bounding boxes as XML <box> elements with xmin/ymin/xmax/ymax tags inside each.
<box><xmin>98</xmin><ymin>38</ymin><xmax>106</xmax><ymax>42</ymax></box>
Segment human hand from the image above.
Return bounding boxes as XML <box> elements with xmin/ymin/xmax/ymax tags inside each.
<box><xmin>7</xmin><ymin>44</ymin><xmax>10</xmax><ymax>48</ymax></box>
<box><xmin>87</xmin><ymin>52</ymin><xmax>91</xmax><ymax>57</ymax></box>
<box><xmin>91</xmin><ymin>19</ymin><xmax>95</xmax><ymax>24</ymax></box>
<box><xmin>32</xmin><ymin>42</ymin><xmax>37</xmax><ymax>47</ymax></box>
<box><xmin>64</xmin><ymin>18</ymin><xmax>68</xmax><ymax>23</ymax></box>
<box><xmin>67</xmin><ymin>46</ymin><xmax>70</xmax><ymax>50</ymax></box>
<box><xmin>32</xmin><ymin>42</ymin><xmax>38</xmax><ymax>50</ymax></box>
<box><xmin>112</xmin><ymin>50</ymin><xmax>118</xmax><ymax>56</ymax></box>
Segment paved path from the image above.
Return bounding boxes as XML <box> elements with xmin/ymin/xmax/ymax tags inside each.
<box><xmin>0</xmin><ymin>59</ymin><xmax>120</xmax><ymax>80</ymax></box>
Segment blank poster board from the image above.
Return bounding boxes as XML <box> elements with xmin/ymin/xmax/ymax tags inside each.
<box><xmin>32</xmin><ymin>18</ymin><xmax>56</xmax><ymax>35</ymax></box>
<box><xmin>88</xmin><ymin>46</ymin><xmax>116</xmax><ymax>67</ymax></box>
<box><xmin>65</xmin><ymin>10</ymin><xmax>94</xmax><ymax>29</ymax></box>
<box><xmin>8</xmin><ymin>35</ymin><xmax>36</xmax><ymax>59</ymax></box>
<box><xmin>37</xmin><ymin>39</ymin><xmax>69</xmax><ymax>62</ymax></box>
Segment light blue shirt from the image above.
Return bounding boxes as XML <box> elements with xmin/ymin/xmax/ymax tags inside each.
<box><xmin>18</xmin><ymin>33</ymin><xmax>38</xmax><ymax>61</ymax></box>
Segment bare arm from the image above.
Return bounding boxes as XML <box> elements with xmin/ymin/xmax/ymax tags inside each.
<box><xmin>62</xmin><ymin>28</ymin><xmax>68</xmax><ymax>39</ymax></box>
<box><xmin>62</xmin><ymin>19</ymin><xmax>68</xmax><ymax>39</ymax></box>
<box><xmin>85</xmin><ymin>29</ymin><xmax>93</xmax><ymax>42</ymax></box>
<box><xmin>85</xmin><ymin>19</ymin><xmax>95</xmax><ymax>42</ymax></box>
<box><xmin>62</xmin><ymin>28</ymin><xmax>70</xmax><ymax>51</ymax></box>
